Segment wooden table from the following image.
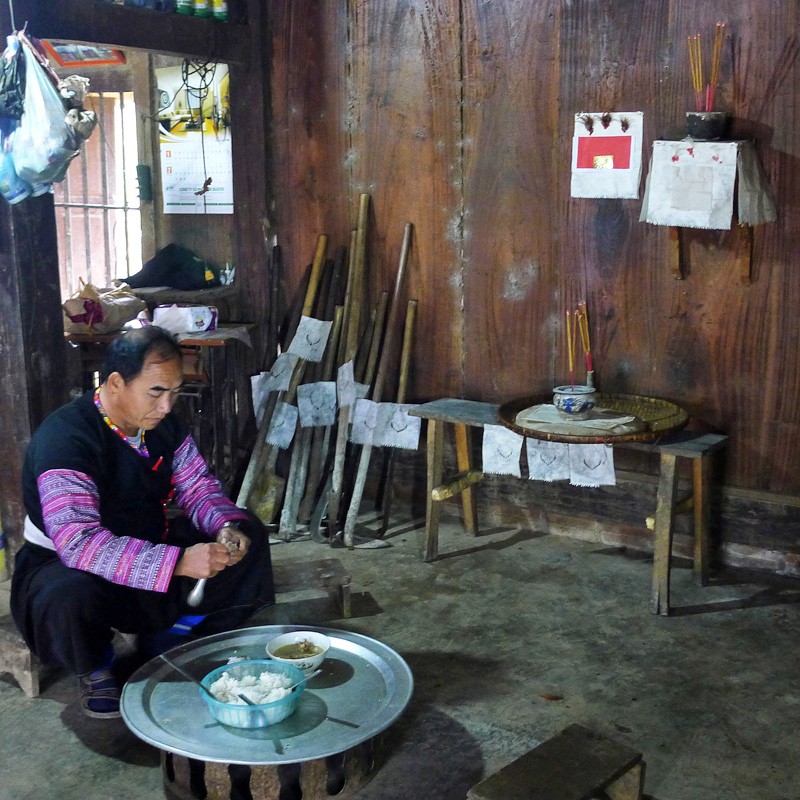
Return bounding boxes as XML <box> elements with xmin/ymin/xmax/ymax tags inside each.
<box><xmin>409</xmin><ymin>397</ymin><xmax>728</xmax><ymax>616</ymax></box>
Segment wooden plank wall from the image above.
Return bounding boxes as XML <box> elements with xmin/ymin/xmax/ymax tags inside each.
<box><xmin>267</xmin><ymin>0</ymin><xmax>800</xmax><ymax>502</ymax></box>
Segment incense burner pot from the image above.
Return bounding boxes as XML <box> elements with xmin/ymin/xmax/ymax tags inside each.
<box><xmin>686</xmin><ymin>111</ymin><xmax>729</xmax><ymax>141</ymax></box>
<box><xmin>553</xmin><ymin>385</ymin><xmax>597</xmax><ymax>420</ymax></box>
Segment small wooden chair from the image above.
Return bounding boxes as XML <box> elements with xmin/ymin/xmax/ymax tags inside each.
<box><xmin>0</xmin><ymin>618</ymin><xmax>40</xmax><ymax>698</ymax></box>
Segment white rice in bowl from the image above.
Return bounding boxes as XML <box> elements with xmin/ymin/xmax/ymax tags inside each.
<box><xmin>209</xmin><ymin>669</ymin><xmax>292</xmax><ymax>705</ymax></box>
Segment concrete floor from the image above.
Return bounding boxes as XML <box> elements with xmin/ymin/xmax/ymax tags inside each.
<box><xmin>2</xmin><ymin>515</ymin><xmax>800</xmax><ymax>800</ymax></box>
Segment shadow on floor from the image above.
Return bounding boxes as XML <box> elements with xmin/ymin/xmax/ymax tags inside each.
<box><xmin>670</xmin><ymin>567</ymin><xmax>800</xmax><ymax>617</ymax></box>
<box><xmin>433</xmin><ymin>527</ymin><xmax>548</xmax><ymax>561</ymax></box>
<box><xmin>590</xmin><ymin>546</ymin><xmax>800</xmax><ymax>616</ymax></box>
<box><xmin>361</xmin><ymin>704</ymin><xmax>485</xmax><ymax>799</ymax></box>
<box><xmin>255</xmin><ymin>592</ymin><xmax>383</xmax><ymax>626</ymax></box>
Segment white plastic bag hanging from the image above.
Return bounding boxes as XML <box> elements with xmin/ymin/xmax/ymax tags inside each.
<box><xmin>11</xmin><ymin>41</ymin><xmax>79</xmax><ymax>185</ymax></box>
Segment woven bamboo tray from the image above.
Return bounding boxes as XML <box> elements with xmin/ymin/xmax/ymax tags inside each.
<box><xmin>498</xmin><ymin>393</ymin><xmax>689</xmax><ymax>444</ymax></box>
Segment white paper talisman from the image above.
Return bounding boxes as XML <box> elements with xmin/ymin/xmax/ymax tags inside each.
<box><xmin>568</xmin><ymin>444</ymin><xmax>615</xmax><ymax>487</ymax></box>
<box><xmin>482</xmin><ymin>425</ymin><xmax>524</xmax><ymax>477</ymax></box>
<box><xmin>350</xmin><ymin>399</ymin><xmax>379</xmax><ymax>445</ymax></box>
<box><xmin>287</xmin><ymin>316</ymin><xmax>333</xmax><ymax>363</ymax></box>
<box><xmin>526</xmin><ymin>439</ymin><xmax>570</xmax><ymax>482</ymax></box>
<box><xmin>266</xmin><ymin>401</ymin><xmax>298</xmax><ymax>449</ymax></box>
<box><xmin>373</xmin><ymin>403</ymin><xmax>422</xmax><ymax>450</ymax></box>
<box><xmin>266</xmin><ymin>352</ymin><xmax>300</xmax><ymax>393</ymax></box>
<box><xmin>297</xmin><ymin>381</ymin><xmax>337</xmax><ymax>428</ymax></box>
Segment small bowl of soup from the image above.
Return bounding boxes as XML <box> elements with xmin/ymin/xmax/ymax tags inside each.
<box><xmin>266</xmin><ymin>630</ymin><xmax>330</xmax><ymax>673</ymax></box>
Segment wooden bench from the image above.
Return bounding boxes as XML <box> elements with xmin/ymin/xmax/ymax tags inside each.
<box><xmin>410</xmin><ymin>398</ymin><xmax>728</xmax><ymax>616</ymax></box>
<box><xmin>468</xmin><ymin>724</ymin><xmax>645</xmax><ymax>800</ymax></box>
<box><xmin>272</xmin><ymin>557</ymin><xmax>352</xmax><ymax>619</ymax></box>
<box><xmin>0</xmin><ymin>618</ymin><xmax>40</xmax><ymax>698</ymax></box>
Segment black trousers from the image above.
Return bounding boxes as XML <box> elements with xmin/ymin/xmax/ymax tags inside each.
<box><xmin>10</xmin><ymin>514</ymin><xmax>275</xmax><ymax>676</ymax></box>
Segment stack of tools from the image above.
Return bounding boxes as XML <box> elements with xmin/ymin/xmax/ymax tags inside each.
<box><xmin>237</xmin><ymin>195</ymin><xmax>421</xmax><ymax>548</ymax></box>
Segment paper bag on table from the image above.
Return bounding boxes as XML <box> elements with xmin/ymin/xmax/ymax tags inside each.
<box><xmin>63</xmin><ymin>280</ymin><xmax>146</xmax><ymax>334</ymax></box>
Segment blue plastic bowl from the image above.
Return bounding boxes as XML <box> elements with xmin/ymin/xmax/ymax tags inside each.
<box><xmin>200</xmin><ymin>659</ymin><xmax>305</xmax><ymax>728</ymax></box>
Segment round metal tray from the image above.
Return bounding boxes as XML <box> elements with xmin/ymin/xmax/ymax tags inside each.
<box><xmin>498</xmin><ymin>392</ymin><xmax>689</xmax><ymax>444</ymax></box>
<box><xmin>120</xmin><ymin>625</ymin><xmax>413</xmax><ymax>765</ymax></box>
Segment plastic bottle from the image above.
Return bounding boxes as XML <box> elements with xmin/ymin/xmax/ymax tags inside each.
<box><xmin>193</xmin><ymin>0</ymin><xmax>211</xmax><ymax>18</ymax></box>
<box><xmin>211</xmin><ymin>0</ymin><xmax>227</xmax><ymax>22</ymax></box>
<box><xmin>175</xmin><ymin>0</ymin><xmax>193</xmax><ymax>14</ymax></box>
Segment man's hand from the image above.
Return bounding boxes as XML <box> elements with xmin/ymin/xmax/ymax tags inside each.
<box><xmin>174</xmin><ymin>541</ymin><xmax>233</xmax><ymax>579</ymax></box>
<box><xmin>216</xmin><ymin>525</ymin><xmax>250</xmax><ymax>566</ymax></box>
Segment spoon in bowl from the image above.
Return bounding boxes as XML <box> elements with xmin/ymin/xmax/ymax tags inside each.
<box><xmin>158</xmin><ymin>652</ymin><xmax>217</xmax><ymax>701</ymax></box>
<box><xmin>289</xmin><ymin>668</ymin><xmax>322</xmax><ymax>691</ymax></box>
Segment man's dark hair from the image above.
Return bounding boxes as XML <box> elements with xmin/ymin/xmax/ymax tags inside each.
<box><xmin>101</xmin><ymin>326</ymin><xmax>183</xmax><ymax>383</ymax></box>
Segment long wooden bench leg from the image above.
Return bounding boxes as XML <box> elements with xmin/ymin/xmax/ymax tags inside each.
<box><xmin>422</xmin><ymin>418</ymin><xmax>444</xmax><ymax>562</ymax></box>
<box><xmin>651</xmin><ymin>452</ymin><xmax>679</xmax><ymax>615</ymax></box>
<box><xmin>693</xmin><ymin>454</ymin><xmax>711</xmax><ymax>586</ymax></box>
<box><xmin>454</xmin><ymin>423</ymin><xmax>478</xmax><ymax>535</ymax></box>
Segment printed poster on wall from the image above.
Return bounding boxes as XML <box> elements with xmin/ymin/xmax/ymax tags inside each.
<box><xmin>156</xmin><ymin>63</ymin><xmax>233</xmax><ymax>214</ymax></box>
<box><xmin>570</xmin><ymin>111</ymin><xmax>643</xmax><ymax>199</ymax></box>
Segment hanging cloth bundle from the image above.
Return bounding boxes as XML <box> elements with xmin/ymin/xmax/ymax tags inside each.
<box><xmin>0</xmin><ymin>34</ymin><xmax>25</xmax><ymax>118</ymax></box>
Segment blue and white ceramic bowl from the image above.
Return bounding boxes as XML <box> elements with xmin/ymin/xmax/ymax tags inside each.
<box><xmin>553</xmin><ymin>385</ymin><xmax>597</xmax><ymax>420</ymax></box>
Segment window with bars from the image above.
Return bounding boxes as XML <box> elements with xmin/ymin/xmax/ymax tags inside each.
<box><xmin>53</xmin><ymin>91</ymin><xmax>143</xmax><ymax>297</ymax></box>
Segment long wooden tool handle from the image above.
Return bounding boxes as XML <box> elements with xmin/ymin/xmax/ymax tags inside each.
<box><xmin>298</xmin><ymin>306</ymin><xmax>345</xmax><ymax>523</ymax></box>
<box><xmin>372</xmin><ymin>222</ymin><xmax>412</xmax><ymax>401</ymax></box>
<box><xmin>337</xmin><ymin>231</ymin><xmax>358</xmax><ymax>368</ymax></box>
<box><xmin>328</xmin><ymin>197</ymin><xmax>370</xmax><ymax>540</ymax></box>
<box><xmin>396</xmin><ymin>299</ymin><xmax>417</xmax><ymax>405</ymax></box>
<box><xmin>303</xmin><ymin>235</ymin><xmax>329</xmax><ymax>317</ymax></box>
<box><xmin>343</xmin><ymin>224</ymin><xmax>413</xmax><ymax>546</ymax></box>
<box><xmin>237</xmin><ymin>234</ymin><xmax>327</xmax><ymax>510</ymax></box>
<box><xmin>283</xmin><ymin>304</ymin><xmax>345</xmax><ymax>534</ymax></box>
<box><xmin>378</xmin><ymin>299</ymin><xmax>417</xmax><ymax>536</ymax></box>
<box><xmin>362</xmin><ymin>291</ymin><xmax>389</xmax><ymax>390</ymax></box>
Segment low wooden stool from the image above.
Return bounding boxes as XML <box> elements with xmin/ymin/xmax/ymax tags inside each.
<box><xmin>272</xmin><ymin>558</ymin><xmax>352</xmax><ymax>619</ymax></box>
<box><xmin>467</xmin><ymin>724</ymin><xmax>645</xmax><ymax>800</ymax></box>
<box><xmin>409</xmin><ymin>399</ymin><xmax>492</xmax><ymax>561</ymax></box>
<box><xmin>0</xmin><ymin>618</ymin><xmax>40</xmax><ymax>698</ymax></box>
<box><xmin>624</xmin><ymin>431</ymin><xmax>728</xmax><ymax>615</ymax></box>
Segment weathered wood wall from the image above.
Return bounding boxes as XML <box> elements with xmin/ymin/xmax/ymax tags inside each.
<box><xmin>267</xmin><ymin>0</ymin><xmax>800</xmax><ymax>502</ymax></box>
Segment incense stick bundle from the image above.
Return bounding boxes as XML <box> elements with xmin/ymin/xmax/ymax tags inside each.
<box><xmin>575</xmin><ymin>301</ymin><xmax>593</xmax><ymax>375</ymax></box>
<box><xmin>709</xmin><ymin>22</ymin><xmax>725</xmax><ymax>112</ymax></box>
<box><xmin>688</xmin><ymin>23</ymin><xmax>726</xmax><ymax>112</ymax></box>
<box><xmin>566</xmin><ymin>310</ymin><xmax>575</xmax><ymax>389</ymax></box>
<box><xmin>688</xmin><ymin>34</ymin><xmax>704</xmax><ymax>111</ymax></box>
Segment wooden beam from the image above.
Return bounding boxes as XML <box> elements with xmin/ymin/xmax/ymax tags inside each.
<box><xmin>12</xmin><ymin>0</ymin><xmax>249</xmax><ymax>65</ymax></box>
<box><xmin>0</xmin><ymin>195</ymin><xmax>69</xmax><ymax>571</ymax></box>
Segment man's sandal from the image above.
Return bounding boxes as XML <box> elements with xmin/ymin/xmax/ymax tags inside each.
<box><xmin>78</xmin><ymin>668</ymin><xmax>121</xmax><ymax>719</ymax></box>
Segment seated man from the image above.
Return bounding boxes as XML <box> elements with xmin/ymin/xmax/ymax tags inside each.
<box><xmin>11</xmin><ymin>326</ymin><xmax>274</xmax><ymax>719</ymax></box>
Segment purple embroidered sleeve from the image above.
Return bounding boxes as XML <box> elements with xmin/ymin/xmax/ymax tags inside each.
<box><xmin>37</xmin><ymin>469</ymin><xmax>181</xmax><ymax>592</ymax></box>
<box><xmin>172</xmin><ymin>435</ymin><xmax>248</xmax><ymax>536</ymax></box>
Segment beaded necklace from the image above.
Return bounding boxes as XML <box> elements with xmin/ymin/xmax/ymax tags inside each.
<box><xmin>94</xmin><ymin>387</ymin><xmax>149</xmax><ymax>457</ymax></box>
